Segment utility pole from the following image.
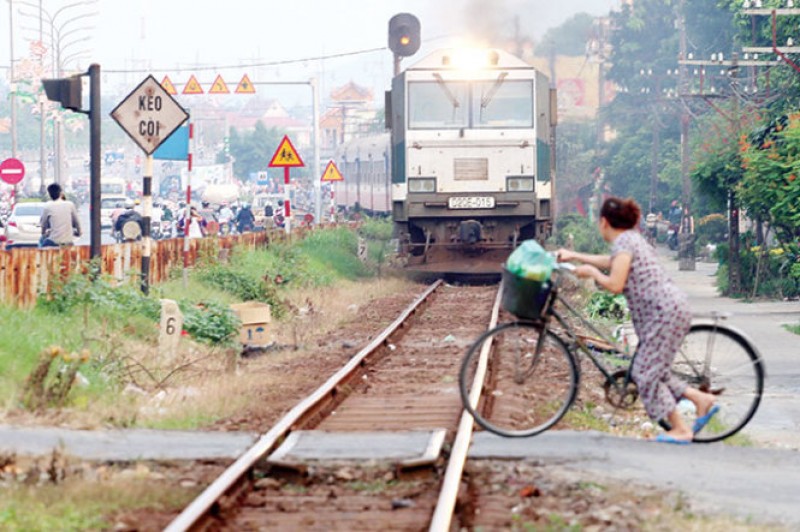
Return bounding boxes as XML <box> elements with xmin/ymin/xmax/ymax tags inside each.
<box><xmin>649</xmin><ymin>109</ymin><xmax>660</xmax><ymax>215</ymax></box>
<box><xmin>729</xmin><ymin>53</ymin><xmax>742</xmax><ymax>295</ymax></box>
<box><xmin>678</xmin><ymin>0</ymin><xmax>695</xmax><ymax>271</ymax></box>
<box><xmin>8</xmin><ymin>0</ymin><xmax>18</xmax><ymax>160</ymax></box>
<box><xmin>678</xmin><ymin>51</ymin><xmax>778</xmax><ymax>294</ymax></box>
<box><xmin>38</xmin><ymin>0</ymin><xmax>46</xmax><ymax>195</ymax></box>
<box><xmin>311</xmin><ymin>77</ymin><xmax>321</xmax><ymax>222</ymax></box>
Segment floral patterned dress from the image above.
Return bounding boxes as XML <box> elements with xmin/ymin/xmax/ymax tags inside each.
<box><xmin>611</xmin><ymin>230</ymin><xmax>692</xmax><ymax>422</ymax></box>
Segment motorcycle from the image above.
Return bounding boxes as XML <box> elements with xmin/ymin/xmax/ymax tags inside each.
<box><xmin>150</xmin><ymin>220</ymin><xmax>162</xmax><ymax>240</ymax></box>
<box><xmin>667</xmin><ymin>223</ymin><xmax>679</xmax><ymax>251</ymax></box>
<box><xmin>160</xmin><ymin>220</ymin><xmax>174</xmax><ymax>239</ymax></box>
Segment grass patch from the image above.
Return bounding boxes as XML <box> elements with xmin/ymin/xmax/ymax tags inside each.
<box><xmin>346</xmin><ymin>479</ymin><xmax>396</xmax><ymax>493</ymax></box>
<box><xmin>562</xmin><ymin>402</ymin><xmax>610</xmax><ymax>432</ymax></box>
<box><xmin>0</xmin><ymin>478</ymin><xmax>197</xmax><ymax>531</ymax></box>
<box><xmin>0</xmin><ymin>306</ymin><xmax>87</xmax><ymax>406</ymax></box>
<box><xmin>783</xmin><ymin>323</ymin><xmax>800</xmax><ymax>335</ymax></box>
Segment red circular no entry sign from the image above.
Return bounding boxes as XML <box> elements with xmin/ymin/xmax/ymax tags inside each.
<box><xmin>0</xmin><ymin>158</ymin><xmax>25</xmax><ymax>185</ymax></box>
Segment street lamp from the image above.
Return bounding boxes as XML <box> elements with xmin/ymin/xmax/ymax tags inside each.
<box><xmin>14</xmin><ymin>0</ymin><xmax>97</xmax><ymax>187</ymax></box>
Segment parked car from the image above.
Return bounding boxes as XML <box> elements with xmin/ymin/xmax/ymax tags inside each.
<box><xmin>4</xmin><ymin>202</ymin><xmax>47</xmax><ymax>247</ymax></box>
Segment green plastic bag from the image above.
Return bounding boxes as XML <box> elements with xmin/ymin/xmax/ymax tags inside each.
<box><xmin>506</xmin><ymin>240</ymin><xmax>556</xmax><ymax>281</ymax></box>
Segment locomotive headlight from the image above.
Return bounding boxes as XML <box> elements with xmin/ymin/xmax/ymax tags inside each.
<box><xmin>506</xmin><ymin>177</ymin><xmax>534</xmax><ymax>192</ymax></box>
<box><xmin>408</xmin><ymin>178</ymin><xmax>436</xmax><ymax>193</ymax></box>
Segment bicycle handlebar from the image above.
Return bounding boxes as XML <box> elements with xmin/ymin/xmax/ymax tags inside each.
<box><xmin>554</xmin><ymin>261</ymin><xmax>576</xmax><ymax>272</ymax></box>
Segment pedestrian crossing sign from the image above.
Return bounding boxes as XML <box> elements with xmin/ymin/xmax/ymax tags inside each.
<box><xmin>183</xmin><ymin>75</ymin><xmax>204</xmax><ymax>94</ymax></box>
<box><xmin>321</xmin><ymin>160</ymin><xmax>344</xmax><ymax>182</ymax></box>
<box><xmin>208</xmin><ymin>75</ymin><xmax>230</xmax><ymax>94</ymax></box>
<box><xmin>269</xmin><ymin>135</ymin><xmax>305</xmax><ymax>168</ymax></box>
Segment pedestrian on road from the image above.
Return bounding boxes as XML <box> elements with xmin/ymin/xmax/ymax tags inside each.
<box><xmin>39</xmin><ymin>183</ymin><xmax>81</xmax><ymax>248</ymax></box>
<box><xmin>235</xmin><ymin>203</ymin><xmax>255</xmax><ymax>233</ymax></box>
<box><xmin>557</xmin><ymin>196</ymin><xmax>719</xmax><ymax>444</ymax></box>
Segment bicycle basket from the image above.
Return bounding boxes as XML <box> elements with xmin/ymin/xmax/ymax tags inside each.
<box><xmin>501</xmin><ymin>267</ymin><xmax>553</xmax><ymax>320</ymax></box>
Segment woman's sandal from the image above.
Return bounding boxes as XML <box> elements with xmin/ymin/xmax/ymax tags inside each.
<box><xmin>692</xmin><ymin>404</ymin><xmax>721</xmax><ymax>434</ymax></box>
<box><xmin>652</xmin><ymin>434</ymin><xmax>691</xmax><ymax>445</ymax></box>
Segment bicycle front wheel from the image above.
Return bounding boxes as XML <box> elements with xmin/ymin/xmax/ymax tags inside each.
<box><xmin>672</xmin><ymin>324</ymin><xmax>765</xmax><ymax>443</ymax></box>
<box><xmin>459</xmin><ymin>321</ymin><xmax>579</xmax><ymax>438</ymax></box>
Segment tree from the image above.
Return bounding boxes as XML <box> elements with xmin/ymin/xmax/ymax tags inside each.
<box><xmin>224</xmin><ymin>121</ymin><xmax>283</xmax><ymax>181</ymax></box>
<box><xmin>740</xmin><ymin>114</ymin><xmax>800</xmax><ymax>243</ymax></box>
<box><xmin>600</xmin><ymin>0</ymin><xmax>737</xmax><ymax>215</ymax></box>
<box><xmin>539</xmin><ymin>13</ymin><xmax>595</xmax><ymax>57</ymax></box>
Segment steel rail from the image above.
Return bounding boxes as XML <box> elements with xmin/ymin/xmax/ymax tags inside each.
<box><xmin>165</xmin><ymin>280</ymin><xmax>444</xmax><ymax>532</ymax></box>
<box><xmin>429</xmin><ymin>282</ymin><xmax>503</xmax><ymax>531</ymax></box>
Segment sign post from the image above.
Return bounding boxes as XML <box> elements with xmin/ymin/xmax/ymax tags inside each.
<box><xmin>0</xmin><ymin>158</ymin><xmax>25</xmax><ymax>210</ymax></box>
<box><xmin>268</xmin><ymin>135</ymin><xmax>305</xmax><ymax>235</ymax></box>
<box><xmin>110</xmin><ymin>75</ymin><xmax>189</xmax><ymax>294</ymax></box>
<box><xmin>321</xmin><ymin>160</ymin><xmax>344</xmax><ymax>223</ymax></box>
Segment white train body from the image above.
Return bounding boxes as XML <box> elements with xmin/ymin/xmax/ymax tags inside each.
<box><xmin>335</xmin><ymin>133</ymin><xmax>391</xmax><ymax>215</ymax></box>
<box><xmin>336</xmin><ymin>48</ymin><xmax>556</xmax><ymax>272</ymax></box>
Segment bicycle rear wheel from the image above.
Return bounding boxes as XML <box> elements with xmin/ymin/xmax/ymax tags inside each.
<box><xmin>672</xmin><ymin>324</ymin><xmax>765</xmax><ymax>443</ymax></box>
<box><xmin>459</xmin><ymin>321</ymin><xmax>579</xmax><ymax>438</ymax></box>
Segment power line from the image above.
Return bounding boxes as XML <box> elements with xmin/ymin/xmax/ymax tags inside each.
<box><xmin>103</xmin><ymin>46</ymin><xmax>388</xmax><ymax>74</ymax></box>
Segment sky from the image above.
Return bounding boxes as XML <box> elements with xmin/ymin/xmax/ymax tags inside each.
<box><xmin>2</xmin><ymin>0</ymin><xmax>621</xmax><ymax>106</ymax></box>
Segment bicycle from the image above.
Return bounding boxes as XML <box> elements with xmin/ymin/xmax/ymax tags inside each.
<box><xmin>459</xmin><ymin>261</ymin><xmax>765</xmax><ymax>443</ymax></box>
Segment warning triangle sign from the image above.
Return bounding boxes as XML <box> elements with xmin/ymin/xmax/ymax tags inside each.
<box><xmin>235</xmin><ymin>74</ymin><xmax>256</xmax><ymax>94</ymax></box>
<box><xmin>321</xmin><ymin>160</ymin><xmax>344</xmax><ymax>182</ymax></box>
<box><xmin>183</xmin><ymin>75</ymin><xmax>204</xmax><ymax>95</ymax></box>
<box><xmin>269</xmin><ymin>135</ymin><xmax>305</xmax><ymax>168</ymax></box>
<box><xmin>208</xmin><ymin>75</ymin><xmax>230</xmax><ymax>94</ymax></box>
<box><xmin>160</xmin><ymin>76</ymin><xmax>178</xmax><ymax>95</ymax></box>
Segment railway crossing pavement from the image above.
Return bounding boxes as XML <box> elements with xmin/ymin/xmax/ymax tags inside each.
<box><xmin>266</xmin><ymin>429</ymin><xmax>445</xmax><ymax>468</ymax></box>
<box><xmin>0</xmin><ymin>425</ymin><xmax>258</xmax><ymax>461</ymax></box>
<box><xmin>469</xmin><ymin>430</ymin><xmax>800</xmax><ymax>527</ymax></box>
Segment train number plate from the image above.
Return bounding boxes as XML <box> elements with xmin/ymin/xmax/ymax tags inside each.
<box><xmin>448</xmin><ymin>196</ymin><xmax>495</xmax><ymax>209</ymax></box>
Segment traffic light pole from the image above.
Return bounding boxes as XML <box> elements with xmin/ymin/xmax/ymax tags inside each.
<box><xmin>88</xmin><ymin>63</ymin><xmax>101</xmax><ymax>262</ymax></box>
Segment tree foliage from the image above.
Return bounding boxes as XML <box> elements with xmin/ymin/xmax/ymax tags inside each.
<box><xmin>601</xmin><ymin>0</ymin><xmax>736</xmax><ymax>215</ymax></box>
<box><xmin>539</xmin><ymin>13</ymin><xmax>596</xmax><ymax>57</ymax></box>
<box><xmin>739</xmin><ymin>113</ymin><xmax>800</xmax><ymax>243</ymax></box>
<box><xmin>224</xmin><ymin>121</ymin><xmax>283</xmax><ymax>181</ymax></box>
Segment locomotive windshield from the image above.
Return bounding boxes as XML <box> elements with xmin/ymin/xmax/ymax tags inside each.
<box><xmin>408</xmin><ymin>80</ymin><xmax>468</xmax><ymax>129</ymax></box>
<box><xmin>408</xmin><ymin>78</ymin><xmax>533</xmax><ymax>130</ymax></box>
<box><xmin>474</xmin><ymin>80</ymin><xmax>533</xmax><ymax>128</ymax></box>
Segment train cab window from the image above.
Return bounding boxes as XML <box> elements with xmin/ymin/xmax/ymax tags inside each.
<box><xmin>409</xmin><ymin>81</ymin><xmax>468</xmax><ymax>129</ymax></box>
<box><xmin>473</xmin><ymin>80</ymin><xmax>533</xmax><ymax>129</ymax></box>
<box><xmin>472</xmin><ymin>78</ymin><xmax>533</xmax><ymax>128</ymax></box>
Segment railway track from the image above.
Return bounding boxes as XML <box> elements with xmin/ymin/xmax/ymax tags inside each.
<box><xmin>166</xmin><ymin>280</ymin><xmax>502</xmax><ymax>531</ymax></box>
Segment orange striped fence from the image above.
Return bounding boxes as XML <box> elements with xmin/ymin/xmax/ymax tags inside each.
<box><xmin>0</xmin><ymin>232</ymin><xmax>275</xmax><ymax>308</ymax></box>
<box><xmin>0</xmin><ymin>223</ymin><xmax>351</xmax><ymax>308</ymax></box>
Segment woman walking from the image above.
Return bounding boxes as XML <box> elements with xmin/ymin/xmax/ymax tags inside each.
<box><xmin>558</xmin><ymin>197</ymin><xmax>719</xmax><ymax>443</ymax></box>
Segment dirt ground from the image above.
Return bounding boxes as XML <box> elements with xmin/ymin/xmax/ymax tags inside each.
<box><xmin>462</xmin><ymin>460</ymin><xmax>777</xmax><ymax>531</ymax></box>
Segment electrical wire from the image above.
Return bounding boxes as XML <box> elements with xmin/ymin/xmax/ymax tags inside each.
<box><xmin>102</xmin><ymin>46</ymin><xmax>389</xmax><ymax>74</ymax></box>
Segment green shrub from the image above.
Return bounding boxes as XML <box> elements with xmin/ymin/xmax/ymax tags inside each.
<box><xmin>585</xmin><ymin>292</ymin><xmax>629</xmax><ymax>323</ymax></box>
<box><xmin>38</xmin><ymin>271</ymin><xmax>238</xmax><ymax>345</ymax></box>
<box><xmin>197</xmin><ymin>264</ymin><xmax>287</xmax><ymax>319</ymax></box>
<box><xmin>714</xmin><ymin>235</ymin><xmax>800</xmax><ymax>298</ymax></box>
<box><xmin>179</xmin><ymin>301</ymin><xmax>240</xmax><ymax>345</ymax></box>
<box><xmin>549</xmin><ymin>214</ymin><xmax>607</xmax><ymax>254</ymax></box>
<box><xmin>695</xmin><ymin>213</ymin><xmax>727</xmax><ymax>246</ymax></box>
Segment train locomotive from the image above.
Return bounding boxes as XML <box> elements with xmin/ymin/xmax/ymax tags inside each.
<box><xmin>337</xmin><ymin>48</ymin><xmax>556</xmax><ymax>274</ymax></box>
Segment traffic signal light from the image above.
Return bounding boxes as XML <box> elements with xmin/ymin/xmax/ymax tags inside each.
<box><xmin>42</xmin><ymin>75</ymin><xmax>83</xmax><ymax>112</ymax></box>
<box><xmin>388</xmin><ymin>13</ymin><xmax>421</xmax><ymax>57</ymax></box>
